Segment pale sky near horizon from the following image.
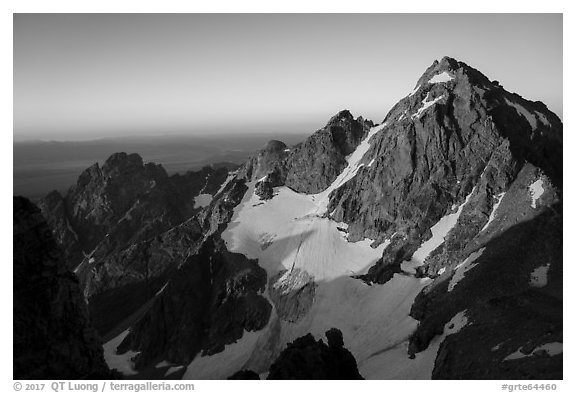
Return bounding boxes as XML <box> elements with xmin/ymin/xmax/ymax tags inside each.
<box><xmin>14</xmin><ymin>13</ymin><xmax>562</xmax><ymax>141</ymax></box>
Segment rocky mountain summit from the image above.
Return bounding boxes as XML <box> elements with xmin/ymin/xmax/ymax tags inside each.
<box><xmin>39</xmin><ymin>153</ymin><xmax>232</xmax><ymax>335</ymax></box>
<box><xmin>25</xmin><ymin>56</ymin><xmax>562</xmax><ymax>380</ymax></box>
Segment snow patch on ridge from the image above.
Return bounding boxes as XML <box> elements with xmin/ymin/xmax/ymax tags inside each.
<box><xmin>505</xmin><ymin>98</ymin><xmax>538</xmax><ymax>130</ymax></box>
<box><xmin>530</xmin><ymin>263</ymin><xmax>550</xmax><ymax>287</ymax></box>
<box><xmin>408</xmin><ymin>84</ymin><xmax>421</xmax><ymax>97</ymax></box>
<box><xmin>428</xmin><ymin>71</ymin><xmax>454</xmax><ymax>84</ymax></box>
<box><xmin>194</xmin><ymin>193</ymin><xmax>213</xmax><ymax>209</ymax></box>
<box><xmin>448</xmin><ymin>247</ymin><xmax>486</xmax><ymax>292</ymax></box>
<box><xmin>402</xmin><ymin>186</ymin><xmax>477</xmax><ymax>274</ymax></box>
<box><xmin>528</xmin><ymin>178</ymin><xmax>544</xmax><ymax>208</ymax></box>
<box><xmin>103</xmin><ymin>330</ymin><xmax>139</xmax><ymax>376</ymax></box>
<box><xmin>310</xmin><ymin>122</ymin><xmax>387</xmax><ymax>215</ymax></box>
<box><xmin>165</xmin><ymin>366</ymin><xmax>184</xmax><ymax>376</ymax></box>
<box><xmin>535</xmin><ymin>111</ymin><xmax>551</xmax><ymax>127</ymax></box>
<box><xmin>504</xmin><ymin>342</ymin><xmax>562</xmax><ymax>361</ymax></box>
<box><xmin>481</xmin><ymin>192</ymin><xmax>506</xmax><ymax>232</ymax></box>
<box><xmin>412</xmin><ymin>93</ymin><xmax>445</xmax><ymax>119</ymax></box>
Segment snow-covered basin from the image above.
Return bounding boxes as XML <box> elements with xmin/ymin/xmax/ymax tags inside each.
<box><xmin>182</xmin><ymin>182</ymin><xmax>431</xmax><ymax>379</ymax></box>
<box><xmin>183</xmin><ymin>124</ymin><xmax>451</xmax><ymax>379</ymax></box>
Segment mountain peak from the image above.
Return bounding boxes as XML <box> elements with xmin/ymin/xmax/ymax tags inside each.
<box><xmin>262</xmin><ymin>140</ymin><xmax>287</xmax><ymax>152</ymax></box>
<box><xmin>327</xmin><ymin>109</ymin><xmax>354</xmax><ymax>125</ymax></box>
<box><xmin>414</xmin><ymin>56</ymin><xmax>492</xmax><ymax>90</ymax></box>
<box><xmin>103</xmin><ymin>152</ymin><xmax>143</xmax><ymax>173</ymax></box>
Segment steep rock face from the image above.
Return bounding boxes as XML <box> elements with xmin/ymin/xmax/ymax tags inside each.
<box><xmin>326</xmin><ymin>57</ymin><xmax>561</xmax><ymax>283</ymax></box>
<box><xmin>37</xmin><ymin>190</ymin><xmax>85</xmax><ymax>270</ymax></box>
<box><xmin>284</xmin><ymin>110</ymin><xmax>373</xmax><ymax>193</ymax></box>
<box><xmin>401</xmin><ymin>156</ymin><xmax>562</xmax><ymax>378</ymax></box>
<box><xmin>409</xmin><ymin>199</ymin><xmax>562</xmax><ymax>379</ymax></box>
<box><xmin>40</xmin><ymin>153</ymin><xmax>230</xmax><ymax>271</ymax></box>
<box><xmin>84</xmin><ymin>216</ymin><xmax>204</xmax><ymax>336</ymax></box>
<box><xmin>13</xmin><ymin>197</ymin><xmax>112</xmax><ymax>379</ymax></box>
<box><xmin>266</xmin><ymin>328</ymin><xmax>363</xmax><ymax>380</ymax></box>
<box><xmin>250</xmin><ymin>140</ymin><xmax>289</xmax><ymax>182</ymax></box>
<box><xmin>239</xmin><ymin>140</ymin><xmax>288</xmax><ymax>183</ymax></box>
<box><xmin>268</xmin><ymin>268</ymin><xmax>316</xmax><ymax>322</ymax></box>
<box><xmin>39</xmin><ymin>153</ymin><xmax>231</xmax><ymax>337</ymax></box>
<box><xmin>116</xmin><ymin>236</ymin><xmax>271</xmax><ymax>369</ymax></box>
<box><xmin>103</xmin><ymin>168</ymin><xmax>273</xmax><ymax>372</ymax></box>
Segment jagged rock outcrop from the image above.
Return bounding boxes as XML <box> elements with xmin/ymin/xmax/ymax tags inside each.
<box><xmin>284</xmin><ymin>110</ymin><xmax>373</xmax><ymax>193</ymax></box>
<box><xmin>116</xmin><ymin>236</ymin><xmax>271</xmax><ymax>368</ymax></box>
<box><xmin>233</xmin><ymin>111</ymin><xmax>374</xmax><ymax>198</ymax></box>
<box><xmin>107</xmin><ymin>169</ymin><xmax>273</xmax><ymax>371</ymax></box>
<box><xmin>266</xmin><ymin>328</ymin><xmax>363</xmax><ymax>379</ymax></box>
<box><xmin>239</xmin><ymin>140</ymin><xmax>288</xmax><ymax>185</ymax></box>
<box><xmin>38</xmin><ymin>153</ymin><xmax>232</xmax><ymax>336</ymax></box>
<box><xmin>13</xmin><ymin>196</ymin><xmax>112</xmax><ymax>379</ymax></box>
<box><xmin>268</xmin><ymin>268</ymin><xmax>316</xmax><ymax>322</ymax></box>
<box><xmin>40</xmin><ymin>153</ymin><xmax>230</xmax><ymax>272</ymax></box>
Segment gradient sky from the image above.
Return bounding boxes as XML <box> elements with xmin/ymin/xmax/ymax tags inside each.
<box><xmin>13</xmin><ymin>13</ymin><xmax>562</xmax><ymax>141</ymax></box>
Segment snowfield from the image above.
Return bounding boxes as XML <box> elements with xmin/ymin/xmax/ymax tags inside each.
<box><xmin>215</xmin><ymin>171</ymin><xmax>237</xmax><ymax>196</ymax></box>
<box><xmin>179</xmin><ymin>124</ymin><xmax>483</xmax><ymax>379</ymax></box>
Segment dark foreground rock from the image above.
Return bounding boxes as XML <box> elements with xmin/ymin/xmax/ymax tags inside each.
<box><xmin>266</xmin><ymin>328</ymin><xmax>363</xmax><ymax>379</ymax></box>
<box><xmin>13</xmin><ymin>196</ymin><xmax>113</xmax><ymax>379</ymax></box>
<box><xmin>228</xmin><ymin>370</ymin><xmax>261</xmax><ymax>380</ymax></box>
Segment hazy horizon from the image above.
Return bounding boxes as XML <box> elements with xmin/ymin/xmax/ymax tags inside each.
<box><xmin>14</xmin><ymin>13</ymin><xmax>562</xmax><ymax>142</ymax></box>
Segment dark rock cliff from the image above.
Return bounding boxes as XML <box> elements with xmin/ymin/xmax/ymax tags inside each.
<box><xmin>13</xmin><ymin>196</ymin><xmax>112</xmax><ymax>379</ymax></box>
<box><xmin>109</xmin><ymin>168</ymin><xmax>274</xmax><ymax>371</ymax></box>
<box><xmin>116</xmin><ymin>236</ymin><xmax>271</xmax><ymax>368</ymax></box>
